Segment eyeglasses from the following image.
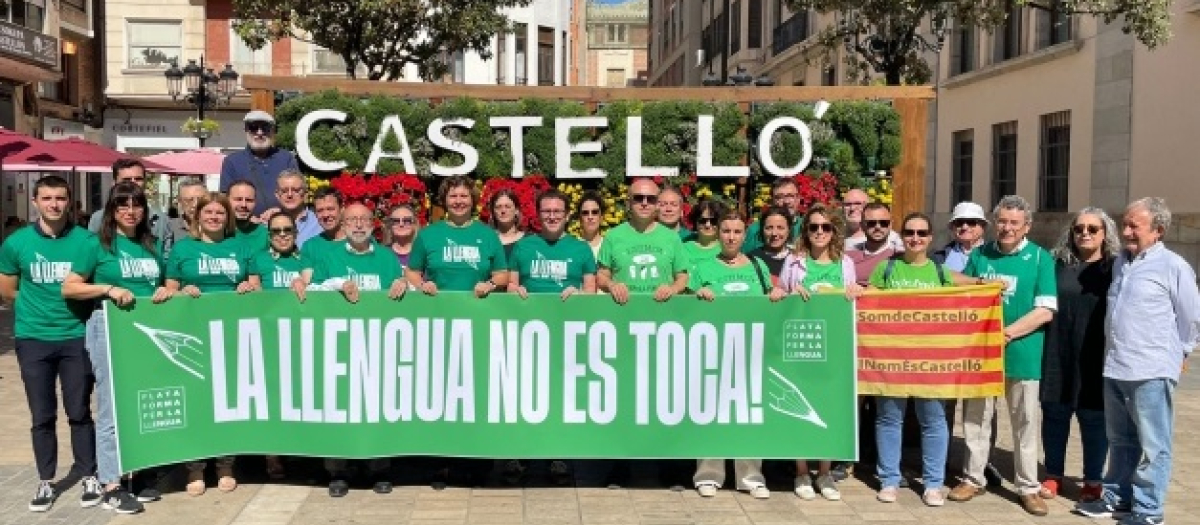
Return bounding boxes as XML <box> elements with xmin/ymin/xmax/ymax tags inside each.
<box><xmin>807</xmin><ymin>223</ymin><xmax>834</xmax><ymax>233</ymax></box>
<box><xmin>952</xmin><ymin>219</ymin><xmax>984</xmax><ymax>228</ymax></box>
<box><xmin>1073</xmin><ymin>224</ymin><xmax>1102</xmax><ymax>235</ymax></box>
<box><xmin>277</xmin><ymin>187</ymin><xmax>305</xmax><ymax>195</ymax></box>
<box><xmin>580</xmin><ymin>209</ymin><xmax>602</xmax><ymax>217</ymax></box>
<box><xmin>631</xmin><ymin>194</ymin><xmax>658</xmax><ymax>205</ymax></box>
<box><xmin>343</xmin><ymin>217</ymin><xmax>373</xmax><ymax>225</ymax></box>
<box><xmin>114</xmin><ymin>205</ymin><xmax>143</xmax><ymax>214</ymax></box>
<box><xmin>539</xmin><ymin>209</ymin><xmax>566</xmax><ymax>217</ymax></box>
<box><xmin>388</xmin><ymin>217</ymin><xmax>415</xmax><ymax>225</ymax></box>
<box><xmin>269</xmin><ymin>227</ymin><xmax>296</xmax><ymax>236</ymax></box>
<box><xmin>863</xmin><ymin>219</ymin><xmax>890</xmax><ymax>229</ymax></box>
<box><xmin>901</xmin><ymin>229</ymin><xmax>930</xmax><ymax>238</ymax></box>
<box><xmin>696</xmin><ymin>217</ymin><xmax>717</xmax><ymax>227</ymax></box>
<box><xmin>245</xmin><ymin>122</ymin><xmax>274</xmax><ymax>134</ymax></box>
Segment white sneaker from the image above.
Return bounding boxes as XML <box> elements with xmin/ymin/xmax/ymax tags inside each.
<box><xmin>697</xmin><ymin>482</ymin><xmax>719</xmax><ymax>497</ymax></box>
<box><xmin>748</xmin><ymin>485</ymin><xmax>770</xmax><ymax>499</ymax></box>
<box><xmin>794</xmin><ymin>475</ymin><xmax>816</xmax><ymax>500</ymax></box>
<box><xmin>816</xmin><ymin>474</ymin><xmax>841</xmax><ymax>500</ymax></box>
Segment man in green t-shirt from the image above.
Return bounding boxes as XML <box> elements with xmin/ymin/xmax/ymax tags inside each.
<box><xmin>229</xmin><ymin>180</ymin><xmax>268</xmax><ymax>251</ymax></box>
<box><xmin>299</xmin><ymin>187</ymin><xmax>346</xmax><ymax>260</ymax></box>
<box><xmin>0</xmin><ymin>175</ymin><xmax>102</xmax><ymax>512</ymax></box>
<box><xmin>949</xmin><ymin>195</ymin><xmax>1056</xmax><ymax>517</ymax></box>
<box><xmin>508</xmin><ymin>189</ymin><xmax>597</xmax><ymax>298</ymax></box>
<box><xmin>597</xmin><ymin>178</ymin><xmax>688</xmax><ymax>304</ymax></box>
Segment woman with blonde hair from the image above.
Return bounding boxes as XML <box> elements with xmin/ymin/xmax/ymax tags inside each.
<box><xmin>778</xmin><ymin>203</ymin><xmax>862</xmax><ymax>501</ymax></box>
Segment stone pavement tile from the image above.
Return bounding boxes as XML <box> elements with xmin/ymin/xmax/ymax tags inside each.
<box><xmin>415</xmin><ymin>499</ymin><xmax>474</xmax><ymax>510</ymax></box>
<box><xmin>410</xmin><ymin>508</ymin><xmax>470</xmax><ymax>520</ymax></box>
<box><xmin>858</xmin><ymin>510</ymin><xmax>918</xmax><ymax>521</ymax></box>
<box><xmin>794</xmin><ymin>502</ymin><xmax>858</xmax><ymax>516</ymax></box>
<box><xmin>523</xmin><ymin>517</ymin><xmax>582</xmax><ymax>525</ymax></box>
<box><xmin>408</xmin><ymin>520</ymin><xmax>467</xmax><ymax>525</ymax></box>
<box><xmin>741</xmin><ymin>511</ymin><xmax>807</xmax><ymax>523</ymax></box>
<box><xmin>467</xmin><ymin>510</ymin><xmax>523</xmax><ymax>523</ymax></box>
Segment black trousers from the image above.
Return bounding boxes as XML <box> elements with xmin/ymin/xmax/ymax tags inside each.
<box><xmin>16</xmin><ymin>338</ymin><xmax>96</xmax><ymax>481</ymax></box>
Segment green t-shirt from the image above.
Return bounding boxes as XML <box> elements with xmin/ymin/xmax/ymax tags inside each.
<box><xmin>682</xmin><ymin>240</ymin><xmax>721</xmax><ymax>273</ymax></box>
<box><xmin>0</xmin><ymin>224</ymin><xmax>94</xmax><ymax>340</ymax></box>
<box><xmin>508</xmin><ymin>234</ymin><xmax>597</xmax><ymax>293</ymax></box>
<box><xmin>234</xmin><ymin>221</ymin><xmax>269</xmax><ymax>252</ymax></box>
<box><xmin>310</xmin><ymin>240</ymin><xmax>402</xmax><ymax>291</ymax></box>
<box><xmin>964</xmin><ymin>240</ymin><xmax>1057</xmax><ymax>380</ymax></box>
<box><xmin>408</xmin><ymin>220</ymin><xmax>506</xmax><ymax>292</ymax></box>
<box><xmin>691</xmin><ymin>257</ymin><xmax>772</xmax><ymax>297</ymax></box>
<box><xmin>741</xmin><ymin>218</ymin><xmax>804</xmax><ymax>254</ymax></box>
<box><xmin>164</xmin><ymin>236</ymin><xmax>255</xmax><ymax>293</ymax></box>
<box><xmin>676</xmin><ymin>226</ymin><xmax>693</xmax><ymax>241</ymax></box>
<box><xmin>252</xmin><ymin>251</ymin><xmax>310</xmax><ymax>290</ymax></box>
<box><xmin>71</xmin><ymin>234</ymin><xmax>164</xmax><ymax>297</ymax></box>
<box><xmin>299</xmin><ymin>231</ymin><xmax>340</xmax><ymax>261</ymax></box>
<box><xmin>868</xmin><ymin>258</ymin><xmax>949</xmax><ymax>290</ymax></box>
<box><xmin>802</xmin><ymin>257</ymin><xmax>844</xmax><ymax>292</ymax></box>
<box><xmin>598</xmin><ymin>222</ymin><xmax>687</xmax><ymax>294</ymax></box>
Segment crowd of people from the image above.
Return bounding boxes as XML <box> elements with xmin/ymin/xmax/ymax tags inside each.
<box><xmin>0</xmin><ymin>111</ymin><xmax>1193</xmax><ymax>525</ymax></box>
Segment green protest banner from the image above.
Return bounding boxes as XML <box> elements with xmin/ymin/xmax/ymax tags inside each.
<box><xmin>105</xmin><ymin>291</ymin><xmax>857</xmax><ymax>472</ymax></box>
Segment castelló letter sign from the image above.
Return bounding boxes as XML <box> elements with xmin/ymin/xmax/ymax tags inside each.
<box><xmin>294</xmin><ymin>110</ymin><xmax>815</xmax><ymax>179</ymax></box>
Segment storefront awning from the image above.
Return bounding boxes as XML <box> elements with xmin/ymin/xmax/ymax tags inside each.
<box><xmin>0</xmin><ymin>56</ymin><xmax>61</xmax><ymax>84</ymax></box>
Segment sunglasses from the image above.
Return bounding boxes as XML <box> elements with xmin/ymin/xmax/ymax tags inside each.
<box><xmin>952</xmin><ymin>219</ymin><xmax>984</xmax><ymax>228</ymax></box>
<box><xmin>245</xmin><ymin>122</ymin><xmax>275</xmax><ymax>134</ymax></box>
<box><xmin>863</xmin><ymin>219</ymin><xmax>890</xmax><ymax>229</ymax></box>
<box><xmin>580</xmin><ymin>209</ymin><xmax>602</xmax><ymax>217</ymax></box>
<box><xmin>807</xmin><ymin>223</ymin><xmax>834</xmax><ymax>233</ymax></box>
<box><xmin>631</xmin><ymin>194</ymin><xmax>658</xmax><ymax>205</ymax></box>
<box><xmin>1073</xmin><ymin>224</ymin><xmax>1102</xmax><ymax>235</ymax></box>
<box><xmin>388</xmin><ymin>217</ymin><xmax>415</xmax><ymax>225</ymax></box>
<box><xmin>901</xmin><ymin>229</ymin><xmax>931</xmax><ymax>238</ymax></box>
<box><xmin>268</xmin><ymin>227</ymin><xmax>296</xmax><ymax>236</ymax></box>
<box><xmin>696</xmin><ymin>217</ymin><xmax>717</xmax><ymax>227</ymax></box>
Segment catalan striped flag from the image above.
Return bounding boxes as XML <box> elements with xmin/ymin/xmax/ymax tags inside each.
<box><xmin>856</xmin><ymin>285</ymin><xmax>1005</xmax><ymax>398</ymax></box>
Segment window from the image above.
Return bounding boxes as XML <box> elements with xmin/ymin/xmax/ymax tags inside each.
<box><xmin>515</xmin><ymin>23</ymin><xmax>527</xmax><ymax>85</ymax></box>
<box><xmin>312</xmin><ymin>46</ymin><xmax>348</xmax><ymax>74</ymax></box>
<box><xmin>748</xmin><ymin>0</ymin><xmax>762</xmax><ymax>49</ymax></box>
<box><xmin>1039</xmin><ymin>111</ymin><xmax>1070</xmax><ymax>211</ymax></box>
<box><xmin>496</xmin><ymin>32</ymin><xmax>507</xmax><ymax>84</ymax></box>
<box><xmin>822</xmin><ymin>64</ymin><xmax>837</xmax><ymax>86</ymax></box>
<box><xmin>1037</xmin><ymin>0</ymin><xmax>1072</xmax><ymax>48</ymax></box>
<box><xmin>606</xmin><ymin>68</ymin><xmax>625</xmax><ymax>87</ymax></box>
<box><xmin>561</xmin><ymin>30</ymin><xmax>567</xmax><ymax>86</ymax></box>
<box><xmin>993</xmin><ymin>1</ymin><xmax>1023</xmax><ymax>63</ymax></box>
<box><xmin>730</xmin><ymin>0</ymin><xmax>741</xmax><ymax>55</ymax></box>
<box><xmin>991</xmin><ymin>121</ymin><xmax>1018</xmax><ymax>206</ymax></box>
<box><xmin>231</xmin><ymin>21</ymin><xmax>272</xmax><ymax>75</ymax></box>
<box><xmin>127</xmin><ymin>20</ymin><xmax>182</xmax><ymax>69</ymax></box>
<box><xmin>772</xmin><ymin>11</ymin><xmax>810</xmax><ymax>56</ymax></box>
<box><xmin>952</xmin><ymin>130</ymin><xmax>974</xmax><ymax>206</ymax></box>
<box><xmin>62</xmin><ymin>0</ymin><xmax>85</xmax><ymax>13</ymax></box>
<box><xmin>2</xmin><ymin>0</ymin><xmax>46</xmax><ymax>31</ymax></box>
<box><xmin>40</xmin><ymin>50</ymin><xmax>75</xmax><ymax>102</ymax></box>
<box><xmin>537</xmin><ymin>26</ymin><xmax>554</xmax><ymax>86</ymax></box>
<box><xmin>607</xmin><ymin>24</ymin><xmax>627</xmax><ymax>44</ymax></box>
<box><xmin>949</xmin><ymin>26</ymin><xmax>976</xmax><ymax>75</ymax></box>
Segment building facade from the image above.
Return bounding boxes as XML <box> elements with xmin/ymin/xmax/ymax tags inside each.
<box><xmin>581</xmin><ymin>0</ymin><xmax>649</xmax><ymax>87</ymax></box>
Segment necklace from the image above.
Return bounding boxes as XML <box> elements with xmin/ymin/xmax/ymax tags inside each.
<box><xmin>717</xmin><ymin>253</ymin><xmax>741</xmax><ymax>265</ymax></box>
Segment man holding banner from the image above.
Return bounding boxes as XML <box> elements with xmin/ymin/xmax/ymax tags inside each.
<box><xmin>949</xmin><ymin>196</ymin><xmax>1056</xmax><ymax>516</ymax></box>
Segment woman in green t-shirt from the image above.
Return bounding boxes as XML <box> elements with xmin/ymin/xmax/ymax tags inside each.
<box><xmin>682</xmin><ymin>200</ymin><xmax>727</xmax><ymax>273</ymax></box>
<box><xmin>691</xmin><ymin>211</ymin><xmax>785</xmax><ymax>499</ymax></box>
<box><xmin>252</xmin><ymin>213</ymin><xmax>311</xmax><ymax>292</ymax></box>
<box><xmin>487</xmin><ymin>188</ymin><xmax>525</xmax><ymax>261</ymax></box>
<box><xmin>161</xmin><ymin>192</ymin><xmax>261</xmax><ymax>496</ymax></box>
<box><xmin>406</xmin><ymin>175</ymin><xmax>508</xmax><ymax>299</ymax></box>
<box><xmin>865</xmin><ymin>212</ymin><xmax>953</xmax><ymax>507</ymax></box>
<box><xmin>62</xmin><ymin>182</ymin><xmax>166</xmax><ymax>513</ymax></box>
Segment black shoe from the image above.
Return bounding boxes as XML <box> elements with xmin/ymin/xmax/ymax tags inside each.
<box><xmin>830</xmin><ymin>463</ymin><xmax>849</xmax><ymax>482</ymax></box>
<box><xmin>133</xmin><ymin>469</ymin><xmax>166</xmax><ymax>502</ymax></box>
<box><xmin>80</xmin><ymin>477</ymin><xmax>104</xmax><ymax>508</ymax></box>
<box><xmin>372</xmin><ymin>480</ymin><xmax>392</xmax><ymax>494</ymax></box>
<box><xmin>328</xmin><ymin>479</ymin><xmax>349</xmax><ymax>498</ymax></box>
<box><xmin>29</xmin><ymin>481</ymin><xmax>57</xmax><ymax>512</ymax></box>
<box><xmin>101</xmin><ymin>488</ymin><xmax>144</xmax><ymax>514</ymax></box>
<box><xmin>984</xmin><ymin>463</ymin><xmax>1003</xmax><ymax>487</ymax></box>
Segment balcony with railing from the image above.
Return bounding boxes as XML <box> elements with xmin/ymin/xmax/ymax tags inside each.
<box><xmin>771</xmin><ymin>12</ymin><xmax>811</xmax><ymax>56</ymax></box>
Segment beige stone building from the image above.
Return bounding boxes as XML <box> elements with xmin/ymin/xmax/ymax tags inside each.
<box><xmin>580</xmin><ymin>0</ymin><xmax>649</xmax><ymax>87</ymax></box>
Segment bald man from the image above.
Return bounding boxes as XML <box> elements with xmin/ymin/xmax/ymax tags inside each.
<box><xmin>842</xmin><ymin>188</ymin><xmax>902</xmax><ymax>251</ymax></box>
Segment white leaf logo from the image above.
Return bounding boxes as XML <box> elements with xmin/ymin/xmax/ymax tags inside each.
<box><xmin>134</xmin><ymin>323</ymin><xmax>206</xmax><ymax>380</ymax></box>
<box><xmin>767</xmin><ymin>367</ymin><xmax>827</xmax><ymax>428</ymax></box>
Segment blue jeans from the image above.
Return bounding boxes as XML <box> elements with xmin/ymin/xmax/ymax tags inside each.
<box><xmin>1041</xmin><ymin>402</ymin><xmax>1108</xmax><ymax>481</ymax></box>
<box><xmin>1102</xmin><ymin>377</ymin><xmax>1175</xmax><ymax>517</ymax></box>
<box><xmin>875</xmin><ymin>397</ymin><xmax>948</xmax><ymax>490</ymax></box>
<box><xmin>85</xmin><ymin>310</ymin><xmax>120</xmax><ymax>485</ymax></box>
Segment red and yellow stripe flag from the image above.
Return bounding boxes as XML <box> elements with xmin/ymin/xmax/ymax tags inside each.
<box><xmin>856</xmin><ymin>285</ymin><xmax>1005</xmax><ymax>399</ymax></box>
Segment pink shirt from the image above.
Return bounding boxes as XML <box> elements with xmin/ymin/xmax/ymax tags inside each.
<box><xmin>779</xmin><ymin>253</ymin><xmax>858</xmax><ymax>293</ymax></box>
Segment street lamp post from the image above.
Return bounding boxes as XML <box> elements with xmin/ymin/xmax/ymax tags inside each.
<box><xmin>164</xmin><ymin>56</ymin><xmax>239</xmax><ymax>147</ymax></box>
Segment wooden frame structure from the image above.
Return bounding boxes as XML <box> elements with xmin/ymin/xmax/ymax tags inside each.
<box><xmin>242</xmin><ymin>75</ymin><xmax>934</xmax><ymax>221</ymax></box>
